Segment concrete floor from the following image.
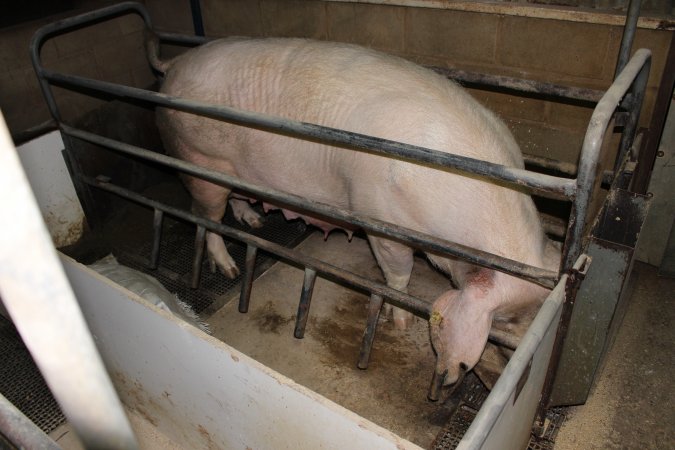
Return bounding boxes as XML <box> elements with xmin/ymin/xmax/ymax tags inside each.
<box><xmin>208</xmin><ymin>231</ymin><xmax>450</xmax><ymax>448</ymax></box>
<box><xmin>554</xmin><ymin>262</ymin><xmax>675</xmax><ymax>449</ymax></box>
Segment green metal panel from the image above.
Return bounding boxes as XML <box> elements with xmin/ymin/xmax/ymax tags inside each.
<box><xmin>549</xmin><ymin>189</ymin><xmax>650</xmax><ymax>406</ymax></box>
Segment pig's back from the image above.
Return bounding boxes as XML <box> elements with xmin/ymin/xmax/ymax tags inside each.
<box><xmin>158</xmin><ymin>38</ymin><xmax>545</xmax><ymax>266</ymax></box>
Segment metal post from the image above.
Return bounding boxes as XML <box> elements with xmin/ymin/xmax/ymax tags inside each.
<box><xmin>238</xmin><ymin>244</ymin><xmax>258</xmax><ymax>313</ymax></box>
<box><xmin>294</xmin><ymin>268</ymin><xmax>318</xmax><ymax>339</ymax></box>
<box><xmin>357</xmin><ymin>294</ymin><xmax>384</xmax><ymax>369</ymax></box>
<box><xmin>149</xmin><ymin>209</ymin><xmax>163</xmax><ymax>269</ymax></box>
<box><xmin>191</xmin><ymin>225</ymin><xmax>206</xmax><ymax>289</ymax></box>
<box><xmin>615</xmin><ymin>0</ymin><xmax>643</xmax><ymax>79</ymax></box>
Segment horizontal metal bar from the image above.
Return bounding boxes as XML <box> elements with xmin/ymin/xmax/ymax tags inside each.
<box><xmin>523</xmin><ymin>154</ymin><xmax>576</xmax><ymax>176</ymax></box>
<box><xmin>85</xmin><ymin>175</ymin><xmax>522</xmax><ymax>351</ymax></box>
<box><xmin>65</xmin><ymin>126</ymin><xmax>558</xmax><ymax>288</ymax></box>
<box><xmin>46</xmin><ymin>71</ymin><xmax>575</xmax><ymax>200</ymax></box>
<box><xmin>156</xmin><ymin>31</ymin><xmax>209</xmax><ymax>46</ymax></box>
<box><xmin>432</xmin><ymin>67</ymin><xmax>604</xmax><ymax>103</ymax></box>
<box><xmin>84</xmin><ymin>175</ymin><xmax>433</xmax><ymax>315</ymax></box>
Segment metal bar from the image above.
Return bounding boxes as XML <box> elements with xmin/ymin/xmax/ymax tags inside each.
<box><xmin>156</xmin><ymin>31</ymin><xmax>209</xmax><ymax>46</ymax></box>
<box><xmin>65</xmin><ymin>126</ymin><xmax>558</xmax><ymax>288</ymax></box>
<box><xmin>238</xmin><ymin>244</ymin><xmax>258</xmax><ymax>313</ymax></box>
<box><xmin>85</xmin><ymin>175</ymin><xmax>432</xmax><ymax>314</ymax></box>
<box><xmin>561</xmin><ymin>49</ymin><xmax>651</xmax><ymax>272</ymax></box>
<box><xmin>357</xmin><ymin>294</ymin><xmax>384</xmax><ymax>369</ymax></box>
<box><xmin>613</xmin><ymin>59</ymin><xmax>651</xmax><ymax>173</ymax></box>
<box><xmin>294</xmin><ymin>268</ymin><xmax>318</xmax><ymax>339</ymax></box>
<box><xmin>86</xmin><ymin>176</ymin><xmax>522</xmax><ymax>355</ymax></box>
<box><xmin>28</xmin><ymin>2</ymin><xmax>154</xmax><ymax>232</ymax></box>
<box><xmin>0</xmin><ymin>113</ymin><xmax>138</xmax><ymax>449</ymax></box>
<box><xmin>523</xmin><ymin>154</ymin><xmax>576</xmax><ymax>176</ymax></box>
<box><xmin>191</xmin><ymin>225</ymin><xmax>206</xmax><ymax>289</ymax></box>
<box><xmin>615</xmin><ymin>0</ymin><xmax>643</xmax><ymax>79</ymax></box>
<box><xmin>0</xmin><ymin>392</ymin><xmax>62</xmax><ymax>450</ymax></box>
<box><xmin>189</xmin><ymin>0</ymin><xmax>205</xmax><ymax>36</ymax></box>
<box><xmin>149</xmin><ymin>209</ymin><xmax>163</xmax><ymax>269</ymax></box>
<box><xmin>432</xmin><ymin>67</ymin><xmax>604</xmax><ymax>103</ymax></box>
<box><xmin>45</xmin><ymin>72</ymin><xmax>575</xmax><ymax>200</ymax></box>
<box><xmin>633</xmin><ymin>32</ymin><xmax>675</xmax><ymax>193</ymax></box>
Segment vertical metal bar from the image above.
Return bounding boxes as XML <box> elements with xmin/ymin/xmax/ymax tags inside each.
<box><xmin>614</xmin><ymin>58</ymin><xmax>651</xmax><ymax>173</ymax></box>
<box><xmin>357</xmin><ymin>294</ymin><xmax>384</xmax><ymax>370</ymax></box>
<box><xmin>191</xmin><ymin>225</ymin><xmax>206</xmax><ymax>289</ymax></box>
<box><xmin>633</xmin><ymin>32</ymin><xmax>675</xmax><ymax>193</ymax></box>
<box><xmin>614</xmin><ymin>0</ymin><xmax>642</xmax><ymax>79</ymax></box>
<box><xmin>189</xmin><ymin>0</ymin><xmax>205</xmax><ymax>36</ymax></box>
<box><xmin>294</xmin><ymin>268</ymin><xmax>317</xmax><ymax>339</ymax></box>
<box><xmin>0</xmin><ymin>112</ymin><xmax>138</xmax><ymax>449</ymax></box>
<box><xmin>149</xmin><ymin>209</ymin><xmax>163</xmax><ymax>269</ymax></box>
<box><xmin>238</xmin><ymin>244</ymin><xmax>258</xmax><ymax>313</ymax></box>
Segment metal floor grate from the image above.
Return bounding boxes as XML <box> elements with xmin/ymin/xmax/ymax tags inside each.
<box><xmin>0</xmin><ymin>314</ymin><xmax>66</xmax><ymax>434</ymax></box>
<box><xmin>114</xmin><ymin>205</ymin><xmax>310</xmax><ymax>315</ymax></box>
<box><xmin>431</xmin><ymin>373</ymin><xmax>567</xmax><ymax>449</ymax></box>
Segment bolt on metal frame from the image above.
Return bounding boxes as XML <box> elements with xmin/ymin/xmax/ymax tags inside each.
<box><xmin>26</xmin><ymin>0</ymin><xmax>651</xmax><ymax>434</ymax></box>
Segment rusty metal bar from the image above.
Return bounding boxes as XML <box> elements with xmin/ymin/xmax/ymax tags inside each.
<box><xmin>191</xmin><ymin>225</ymin><xmax>206</xmax><ymax>289</ymax></box>
<box><xmin>64</xmin><ymin>126</ymin><xmax>558</xmax><ymax>289</ymax></box>
<box><xmin>85</xmin><ymin>174</ymin><xmax>433</xmax><ymax>315</ymax></box>
<box><xmin>238</xmin><ymin>244</ymin><xmax>258</xmax><ymax>313</ymax></box>
<box><xmin>615</xmin><ymin>0</ymin><xmax>643</xmax><ymax>79</ymax></box>
<box><xmin>149</xmin><ymin>209</ymin><xmax>163</xmax><ymax>269</ymax></box>
<box><xmin>294</xmin><ymin>268</ymin><xmax>318</xmax><ymax>339</ymax></box>
<box><xmin>432</xmin><ymin>67</ymin><xmax>604</xmax><ymax>103</ymax></box>
<box><xmin>357</xmin><ymin>294</ymin><xmax>384</xmax><ymax>370</ymax></box>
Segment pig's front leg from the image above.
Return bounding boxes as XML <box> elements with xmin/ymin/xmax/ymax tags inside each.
<box><xmin>367</xmin><ymin>236</ymin><xmax>415</xmax><ymax>329</ymax></box>
<box><xmin>184</xmin><ymin>175</ymin><xmax>240</xmax><ymax>279</ymax></box>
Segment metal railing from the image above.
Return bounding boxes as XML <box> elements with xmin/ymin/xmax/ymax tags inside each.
<box><xmin>25</xmin><ymin>0</ymin><xmax>651</xmax><ymax>444</ymax></box>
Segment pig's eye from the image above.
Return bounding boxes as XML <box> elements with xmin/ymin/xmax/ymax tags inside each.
<box><xmin>459</xmin><ymin>362</ymin><xmax>468</xmax><ymax>372</ymax></box>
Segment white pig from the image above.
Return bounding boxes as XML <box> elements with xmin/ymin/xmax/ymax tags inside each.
<box><xmin>148</xmin><ymin>37</ymin><xmax>560</xmax><ymax>388</ymax></box>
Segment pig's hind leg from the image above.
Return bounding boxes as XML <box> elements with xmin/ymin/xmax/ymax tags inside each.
<box><xmin>182</xmin><ymin>174</ymin><xmax>240</xmax><ymax>279</ymax></box>
<box><xmin>367</xmin><ymin>236</ymin><xmax>415</xmax><ymax>329</ymax></box>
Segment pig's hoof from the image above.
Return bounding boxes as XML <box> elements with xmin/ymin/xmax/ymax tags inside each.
<box><xmin>246</xmin><ymin>215</ymin><xmax>264</xmax><ymax>229</ymax></box>
<box><xmin>220</xmin><ymin>265</ymin><xmax>240</xmax><ymax>279</ymax></box>
<box><xmin>393</xmin><ymin>309</ymin><xmax>414</xmax><ymax>330</ymax></box>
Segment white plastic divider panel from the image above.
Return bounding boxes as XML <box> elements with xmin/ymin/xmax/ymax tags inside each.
<box><xmin>61</xmin><ymin>254</ymin><xmax>422</xmax><ymax>450</ymax></box>
<box><xmin>16</xmin><ymin>131</ymin><xmax>84</xmax><ymax>247</ymax></box>
<box><xmin>457</xmin><ymin>275</ymin><xmax>567</xmax><ymax>450</ymax></box>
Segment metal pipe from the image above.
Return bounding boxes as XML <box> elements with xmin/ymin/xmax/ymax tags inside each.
<box><xmin>294</xmin><ymin>268</ymin><xmax>318</xmax><ymax>339</ymax></box>
<box><xmin>64</xmin><ymin>126</ymin><xmax>558</xmax><ymax>289</ymax></box>
<box><xmin>189</xmin><ymin>0</ymin><xmax>205</xmax><ymax>36</ymax></box>
<box><xmin>45</xmin><ymin>72</ymin><xmax>575</xmax><ymax>201</ymax></box>
<box><xmin>357</xmin><ymin>294</ymin><xmax>384</xmax><ymax>369</ymax></box>
<box><xmin>0</xmin><ymin>114</ymin><xmax>138</xmax><ymax>449</ymax></box>
<box><xmin>615</xmin><ymin>0</ymin><xmax>643</xmax><ymax>79</ymax></box>
<box><xmin>0</xmin><ymin>392</ymin><xmax>61</xmax><ymax>450</ymax></box>
<box><xmin>613</xmin><ymin>58</ymin><xmax>651</xmax><ymax>173</ymax></box>
<box><xmin>191</xmin><ymin>225</ymin><xmax>206</xmax><ymax>289</ymax></box>
<box><xmin>432</xmin><ymin>67</ymin><xmax>604</xmax><ymax>103</ymax></box>
<box><xmin>562</xmin><ymin>49</ymin><xmax>651</xmax><ymax>272</ymax></box>
<box><xmin>238</xmin><ymin>244</ymin><xmax>258</xmax><ymax>313</ymax></box>
<box><xmin>149</xmin><ymin>209</ymin><xmax>163</xmax><ymax>269</ymax></box>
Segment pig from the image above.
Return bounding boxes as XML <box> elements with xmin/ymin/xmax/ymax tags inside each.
<box><xmin>147</xmin><ymin>36</ymin><xmax>561</xmax><ymax>389</ymax></box>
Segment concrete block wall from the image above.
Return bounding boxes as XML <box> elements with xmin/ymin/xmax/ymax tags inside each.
<box><xmin>146</xmin><ymin>0</ymin><xmax>672</xmax><ymax>165</ymax></box>
<box><xmin>0</xmin><ymin>0</ymin><xmax>671</xmax><ymax>166</ymax></box>
<box><xmin>0</xmin><ymin>0</ymin><xmax>155</xmax><ymax>136</ymax></box>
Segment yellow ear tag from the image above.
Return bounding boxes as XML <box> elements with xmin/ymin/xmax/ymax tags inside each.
<box><xmin>429</xmin><ymin>311</ymin><xmax>443</xmax><ymax>326</ymax></box>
